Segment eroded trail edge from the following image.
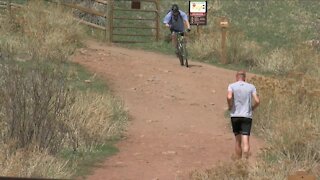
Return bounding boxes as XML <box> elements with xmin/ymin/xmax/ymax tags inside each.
<box><xmin>72</xmin><ymin>41</ymin><xmax>262</xmax><ymax>180</ymax></box>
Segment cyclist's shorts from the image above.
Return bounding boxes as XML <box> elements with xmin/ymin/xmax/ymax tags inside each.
<box><xmin>170</xmin><ymin>29</ymin><xmax>184</xmax><ymax>36</ymax></box>
<box><xmin>231</xmin><ymin>117</ymin><xmax>252</xmax><ymax>136</ymax></box>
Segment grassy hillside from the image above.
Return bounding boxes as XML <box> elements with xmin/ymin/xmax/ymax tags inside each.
<box><xmin>63</xmin><ymin>1</ymin><xmax>320</xmax><ymax>178</ymax></box>
<box><xmin>1</xmin><ymin>1</ymin><xmax>319</xmax><ymax>179</ymax></box>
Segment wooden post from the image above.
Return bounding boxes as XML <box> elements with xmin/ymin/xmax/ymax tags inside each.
<box><xmin>104</xmin><ymin>1</ymin><xmax>108</xmax><ymax>41</ymax></box>
<box><xmin>155</xmin><ymin>0</ymin><xmax>160</xmax><ymax>41</ymax></box>
<box><xmin>196</xmin><ymin>25</ymin><xmax>199</xmax><ymax>34</ymax></box>
<box><xmin>108</xmin><ymin>0</ymin><xmax>114</xmax><ymax>43</ymax></box>
<box><xmin>219</xmin><ymin>17</ymin><xmax>229</xmax><ymax>64</ymax></box>
<box><xmin>7</xmin><ymin>0</ymin><xmax>11</xmax><ymax>17</ymax></box>
<box><xmin>221</xmin><ymin>28</ymin><xmax>227</xmax><ymax>64</ymax></box>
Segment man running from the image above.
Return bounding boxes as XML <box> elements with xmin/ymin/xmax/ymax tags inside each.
<box><xmin>227</xmin><ymin>70</ymin><xmax>260</xmax><ymax>159</ymax></box>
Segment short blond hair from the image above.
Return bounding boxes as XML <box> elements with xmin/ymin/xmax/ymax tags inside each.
<box><xmin>236</xmin><ymin>70</ymin><xmax>246</xmax><ymax>79</ymax></box>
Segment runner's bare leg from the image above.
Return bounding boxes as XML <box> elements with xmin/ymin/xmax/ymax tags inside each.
<box><xmin>235</xmin><ymin>135</ymin><xmax>242</xmax><ymax>159</ymax></box>
<box><xmin>241</xmin><ymin>135</ymin><xmax>250</xmax><ymax>159</ymax></box>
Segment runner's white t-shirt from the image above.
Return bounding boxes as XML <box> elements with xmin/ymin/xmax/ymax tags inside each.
<box><xmin>228</xmin><ymin>81</ymin><xmax>257</xmax><ymax>118</ymax></box>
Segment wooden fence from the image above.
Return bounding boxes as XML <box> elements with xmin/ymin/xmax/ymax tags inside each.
<box><xmin>0</xmin><ymin>0</ymin><xmax>160</xmax><ymax>43</ymax></box>
<box><xmin>111</xmin><ymin>0</ymin><xmax>160</xmax><ymax>43</ymax></box>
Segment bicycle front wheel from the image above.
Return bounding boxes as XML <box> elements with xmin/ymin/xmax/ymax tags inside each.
<box><xmin>181</xmin><ymin>41</ymin><xmax>188</xmax><ymax>67</ymax></box>
<box><xmin>177</xmin><ymin>42</ymin><xmax>184</xmax><ymax>66</ymax></box>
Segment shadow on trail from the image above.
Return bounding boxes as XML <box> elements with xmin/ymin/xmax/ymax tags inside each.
<box><xmin>186</xmin><ymin>64</ymin><xmax>202</xmax><ymax>68</ymax></box>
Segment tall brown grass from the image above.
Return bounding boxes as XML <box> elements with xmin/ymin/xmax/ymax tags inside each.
<box><xmin>0</xmin><ymin>1</ymin><xmax>83</xmax><ymax>62</ymax></box>
<box><xmin>191</xmin><ymin>72</ymin><xmax>320</xmax><ymax>179</ymax></box>
<box><xmin>0</xmin><ymin>1</ymin><xmax>128</xmax><ymax>178</ymax></box>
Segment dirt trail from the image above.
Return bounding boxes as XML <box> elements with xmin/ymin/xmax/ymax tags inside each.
<box><xmin>72</xmin><ymin>41</ymin><xmax>263</xmax><ymax>180</ymax></box>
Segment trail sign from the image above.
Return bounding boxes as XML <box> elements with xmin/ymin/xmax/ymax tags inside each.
<box><xmin>189</xmin><ymin>1</ymin><xmax>207</xmax><ymax>25</ymax></box>
<box><xmin>131</xmin><ymin>0</ymin><xmax>141</xmax><ymax>9</ymax></box>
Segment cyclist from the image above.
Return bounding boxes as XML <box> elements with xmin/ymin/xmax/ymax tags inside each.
<box><xmin>163</xmin><ymin>4</ymin><xmax>191</xmax><ymax>56</ymax></box>
<box><xmin>227</xmin><ymin>70</ymin><xmax>260</xmax><ymax>160</ymax></box>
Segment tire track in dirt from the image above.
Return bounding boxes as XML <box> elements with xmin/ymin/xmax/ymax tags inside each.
<box><xmin>72</xmin><ymin>41</ymin><xmax>263</xmax><ymax>180</ymax></box>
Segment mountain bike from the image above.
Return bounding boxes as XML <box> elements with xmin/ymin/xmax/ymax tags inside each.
<box><xmin>174</xmin><ymin>31</ymin><xmax>188</xmax><ymax>67</ymax></box>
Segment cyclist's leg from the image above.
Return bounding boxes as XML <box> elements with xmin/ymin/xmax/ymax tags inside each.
<box><xmin>171</xmin><ymin>32</ymin><xmax>178</xmax><ymax>53</ymax></box>
<box><xmin>170</xmin><ymin>30</ymin><xmax>180</xmax><ymax>57</ymax></box>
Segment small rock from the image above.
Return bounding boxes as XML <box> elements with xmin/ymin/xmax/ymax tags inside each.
<box><xmin>80</xmin><ymin>49</ymin><xmax>87</xmax><ymax>54</ymax></box>
<box><xmin>162</xmin><ymin>151</ymin><xmax>177</xmax><ymax>155</ymax></box>
<box><xmin>84</xmin><ymin>80</ymin><xmax>92</xmax><ymax>83</ymax></box>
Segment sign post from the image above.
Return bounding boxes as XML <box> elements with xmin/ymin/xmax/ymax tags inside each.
<box><xmin>219</xmin><ymin>17</ymin><xmax>229</xmax><ymax>64</ymax></box>
<box><xmin>189</xmin><ymin>1</ymin><xmax>207</xmax><ymax>35</ymax></box>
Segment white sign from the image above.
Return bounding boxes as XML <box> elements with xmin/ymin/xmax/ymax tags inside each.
<box><xmin>190</xmin><ymin>1</ymin><xmax>207</xmax><ymax>13</ymax></box>
<box><xmin>189</xmin><ymin>1</ymin><xmax>207</xmax><ymax>25</ymax></box>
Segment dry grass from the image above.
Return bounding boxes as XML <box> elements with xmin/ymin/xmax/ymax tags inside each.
<box><xmin>191</xmin><ymin>72</ymin><xmax>320</xmax><ymax>179</ymax></box>
<box><xmin>190</xmin><ymin>160</ymin><xmax>249</xmax><ymax>180</ymax></box>
<box><xmin>0</xmin><ymin>146</ymin><xmax>74</xmax><ymax>178</ymax></box>
<box><xmin>0</xmin><ymin>1</ymin><xmax>83</xmax><ymax>62</ymax></box>
<box><xmin>255</xmin><ymin>48</ymin><xmax>294</xmax><ymax>75</ymax></box>
<box><xmin>67</xmin><ymin>91</ymin><xmax>128</xmax><ymax>150</ymax></box>
<box><xmin>249</xmin><ymin>74</ymin><xmax>320</xmax><ymax>178</ymax></box>
<box><xmin>0</xmin><ymin>1</ymin><xmax>127</xmax><ymax>178</ymax></box>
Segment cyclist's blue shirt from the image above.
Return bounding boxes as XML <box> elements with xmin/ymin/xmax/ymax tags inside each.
<box><xmin>163</xmin><ymin>10</ymin><xmax>188</xmax><ymax>32</ymax></box>
<box><xmin>228</xmin><ymin>81</ymin><xmax>257</xmax><ymax>118</ymax></box>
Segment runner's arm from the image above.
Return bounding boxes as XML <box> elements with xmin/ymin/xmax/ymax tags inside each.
<box><xmin>227</xmin><ymin>85</ymin><xmax>233</xmax><ymax>110</ymax></box>
<box><xmin>252</xmin><ymin>93</ymin><xmax>260</xmax><ymax>111</ymax></box>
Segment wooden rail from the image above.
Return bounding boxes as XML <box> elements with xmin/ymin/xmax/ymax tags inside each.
<box><xmin>46</xmin><ymin>0</ymin><xmax>109</xmax><ymax>40</ymax></box>
<box><xmin>62</xmin><ymin>2</ymin><xmax>106</xmax><ymax>18</ymax></box>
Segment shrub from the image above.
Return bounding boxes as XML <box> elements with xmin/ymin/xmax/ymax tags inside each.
<box><xmin>0</xmin><ymin>62</ymin><xmax>73</xmax><ymax>154</ymax></box>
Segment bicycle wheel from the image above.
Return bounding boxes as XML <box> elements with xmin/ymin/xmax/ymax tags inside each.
<box><xmin>182</xmin><ymin>42</ymin><xmax>188</xmax><ymax>67</ymax></box>
<box><xmin>177</xmin><ymin>41</ymin><xmax>184</xmax><ymax>66</ymax></box>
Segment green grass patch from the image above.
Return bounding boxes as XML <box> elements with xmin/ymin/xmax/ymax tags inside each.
<box><xmin>65</xmin><ymin>62</ymin><xmax>109</xmax><ymax>93</ymax></box>
<box><xmin>60</xmin><ymin>143</ymin><xmax>119</xmax><ymax>178</ymax></box>
<box><xmin>122</xmin><ymin>40</ymin><xmax>174</xmax><ymax>55</ymax></box>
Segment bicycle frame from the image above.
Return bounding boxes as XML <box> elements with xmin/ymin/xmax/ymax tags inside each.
<box><xmin>174</xmin><ymin>32</ymin><xmax>188</xmax><ymax>67</ymax></box>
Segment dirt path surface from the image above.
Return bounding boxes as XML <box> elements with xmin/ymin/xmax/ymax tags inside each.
<box><xmin>72</xmin><ymin>41</ymin><xmax>263</xmax><ymax>180</ymax></box>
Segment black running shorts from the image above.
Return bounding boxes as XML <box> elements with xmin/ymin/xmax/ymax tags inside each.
<box><xmin>231</xmin><ymin>117</ymin><xmax>252</xmax><ymax>136</ymax></box>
